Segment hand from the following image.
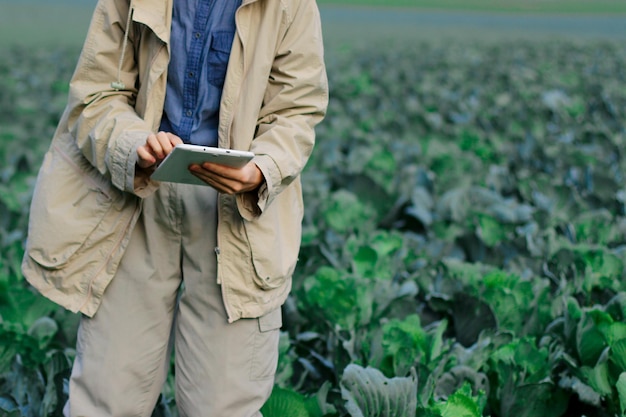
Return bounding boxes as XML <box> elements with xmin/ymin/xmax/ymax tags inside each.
<box><xmin>136</xmin><ymin>131</ymin><xmax>183</xmax><ymax>170</ymax></box>
<box><xmin>189</xmin><ymin>161</ymin><xmax>264</xmax><ymax>195</ymax></box>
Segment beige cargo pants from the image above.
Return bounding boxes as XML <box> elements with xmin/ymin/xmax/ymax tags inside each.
<box><xmin>64</xmin><ymin>183</ymin><xmax>281</xmax><ymax>417</ymax></box>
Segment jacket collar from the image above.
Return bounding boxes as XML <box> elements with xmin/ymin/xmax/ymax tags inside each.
<box><xmin>131</xmin><ymin>0</ymin><xmax>173</xmax><ymax>44</ymax></box>
<box><xmin>110</xmin><ymin>0</ymin><xmax>173</xmax><ymax>90</ymax></box>
<box><xmin>131</xmin><ymin>0</ymin><xmax>263</xmax><ymax>43</ymax></box>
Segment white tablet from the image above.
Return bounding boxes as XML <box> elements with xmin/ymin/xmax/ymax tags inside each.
<box><xmin>151</xmin><ymin>144</ymin><xmax>255</xmax><ymax>186</ymax></box>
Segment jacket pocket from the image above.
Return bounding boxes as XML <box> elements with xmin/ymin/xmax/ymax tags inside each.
<box><xmin>242</xmin><ymin>191</ymin><xmax>303</xmax><ymax>290</ymax></box>
<box><xmin>207</xmin><ymin>31</ymin><xmax>235</xmax><ymax>88</ymax></box>
<box><xmin>26</xmin><ymin>136</ymin><xmax>123</xmax><ymax>269</ymax></box>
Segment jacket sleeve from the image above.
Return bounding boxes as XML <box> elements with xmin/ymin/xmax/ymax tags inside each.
<box><xmin>64</xmin><ymin>0</ymin><xmax>156</xmax><ymax>196</ymax></box>
<box><xmin>237</xmin><ymin>0</ymin><xmax>329</xmax><ymax>218</ymax></box>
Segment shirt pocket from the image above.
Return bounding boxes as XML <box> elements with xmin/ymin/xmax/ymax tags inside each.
<box><xmin>207</xmin><ymin>31</ymin><xmax>235</xmax><ymax>88</ymax></box>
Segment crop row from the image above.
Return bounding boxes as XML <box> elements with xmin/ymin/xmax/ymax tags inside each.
<box><xmin>1</xmin><ymin>38</ymin><xmax>626</xmax><ymax>416</ymax></box>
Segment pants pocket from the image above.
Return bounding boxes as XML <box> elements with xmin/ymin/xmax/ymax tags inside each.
<box><xmin>250</xmin><ymin>308</ymin><xmax>282</xmax><ymax>381</ymax></box>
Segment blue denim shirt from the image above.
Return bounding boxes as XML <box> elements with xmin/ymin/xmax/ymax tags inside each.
<box><xmin>159</xmin><ymin>0</ymin><xmax>242</xmax><ymax>146</ymax></box>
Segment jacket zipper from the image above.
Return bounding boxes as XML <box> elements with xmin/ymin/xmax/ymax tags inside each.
<box><xmin>214</xmin><ymin>246</ymin><xmax>221</xmax><ymax>285</ymax></box>
<box><xmin>215</xmin><ymin>1</ymin><xmax>258</xmax><ymax>324</ymax></box>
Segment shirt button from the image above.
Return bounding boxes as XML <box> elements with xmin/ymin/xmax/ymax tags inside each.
<box><xmin>188</xmin><ymin>71</ymin><xmax>194</xmax><ymax>78</ymax></box>
<box><xmin>195</xmin><ymin>32</ymin><xmax>201</xmax><ymax>39</ymax></box>
<box><xmin>186</xmin><ymin>110</ymin><xmax>192</xmax><ymax>117</ymax></box>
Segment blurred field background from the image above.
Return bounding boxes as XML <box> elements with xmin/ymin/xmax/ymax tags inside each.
<box><xmin>2</xmin><ymin>1</ymin><xmax>626</xmax><ymax>416</ymax></box>
<box><xmin>2</xmin><ymin>0</ymin><xmax>626</xmax><ymax>47</ymax></box>
<box><xmin>317</xmin><ymin>0</ymin><xmax>626</xmax><ymax>12</ymax></box>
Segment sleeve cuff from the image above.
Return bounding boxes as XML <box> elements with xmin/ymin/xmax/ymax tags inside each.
<box><xmin>108</xmin><ymin>131</ymin><xmax>159</xmax><ymax>198</ymax></box>
<box><xmin>236</xmin><ymin>154</ymin><xmax>280</xmax><ymax>221</ymax></box>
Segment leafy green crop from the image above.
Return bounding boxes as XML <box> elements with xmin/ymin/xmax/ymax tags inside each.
<box><xmin>2</xmin><ymin>31</ymin><xmax>626</xmax><ymax>417</ymax></box>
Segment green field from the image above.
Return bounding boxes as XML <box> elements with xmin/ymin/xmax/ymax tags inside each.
<box><xmin>3</xmin><ymin>1</ymin><xmax>626</xmax><ymax>417</ymax></box>
<box><xmin>4</xmin><ymin>36</ymin><xmax>626</xmax><ymax>416</ymax></box>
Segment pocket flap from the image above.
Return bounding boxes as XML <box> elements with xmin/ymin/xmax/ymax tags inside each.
<box><xmin>210</xmin><ymin>30</ymin><xmax>235</xmax><ymax>53</ymax></box>
<box><xmin>258</xmin><ymin>308</ymin><xmax>282</xmax><ymax>332</ymax></box>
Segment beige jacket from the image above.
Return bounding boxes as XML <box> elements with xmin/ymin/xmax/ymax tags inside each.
<box><xmin>21</xmin><ymin>0</ymin><xmax>328</xmax><ymax>321</ymax></box>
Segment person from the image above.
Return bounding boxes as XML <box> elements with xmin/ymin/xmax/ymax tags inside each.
<box><xmin>21</xmin><ymin>0</ymin><xmax>328</xmax><ymax>415</ymax></box>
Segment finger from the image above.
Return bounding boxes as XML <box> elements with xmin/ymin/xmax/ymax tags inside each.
<box><xmin>166</xmin><ymin>132</ymin><xmax>184</xmax><ymax>147</ymax></box>
<box><xmin>145</xmin><ymin>133</ymin><xmax>165</xmax><ymax>160</ymax></box>
<box><xmin>136</xmin><ymin>145</ymin><xmax>157</xmax><ymax>168</ymax></box>
<box><xmin>200</xmin><ymin>162</ymin><xmax>240</xmax><ymax>180</ymax></box>
<box><xmin>189</xmin><ymin>165</ymin><xmax>239</xmax><ymax>194</ymax></box>
<box><xmin>190</xmin><ymin>172</ymin><xmax>232</xmax><ymax>194</ymax></box>
<box><xmin>200</xmin><ymin>162</ymin><xmax>263</xmax><ymax>191</ymax></box>
<box><xmin>154</xmin><ymin>131</ymin><xmax>175</xmax><ymax>158</ymax></box>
